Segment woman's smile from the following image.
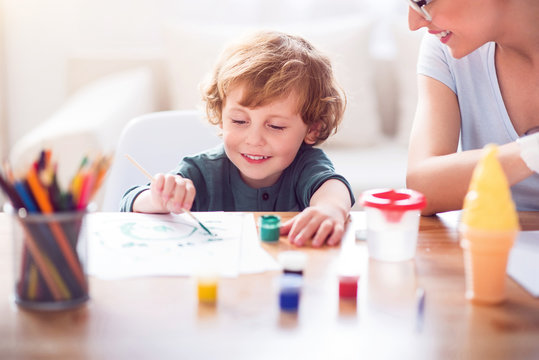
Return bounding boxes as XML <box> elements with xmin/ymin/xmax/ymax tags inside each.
<box><xmin>429</xmin><ymin>29</ymin><xmax>453</xmax><ymax>43</ymax></box>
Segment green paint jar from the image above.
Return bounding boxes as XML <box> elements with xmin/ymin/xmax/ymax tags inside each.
<box><xmin>259</xmin><ymin>215</ymin><xmax>281</xmax><ymax>242</ymax></box>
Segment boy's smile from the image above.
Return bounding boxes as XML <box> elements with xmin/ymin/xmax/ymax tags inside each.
<box><xmin>242</xmin><ymin>153</ymin><xmax>271</xmax><ymax>165</ymax></box>
<box><xmin>220</xmin><ymin>85</ymin><xmax>317</xmax><ymax>189</ymax></box>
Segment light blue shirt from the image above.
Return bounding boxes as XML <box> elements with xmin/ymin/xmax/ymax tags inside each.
<box><xmin>417</xmin><ymin>33</ymin><xmax>539</xmax><ymax>211</ymax></box>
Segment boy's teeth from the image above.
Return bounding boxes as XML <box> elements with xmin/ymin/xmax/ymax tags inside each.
<box><xmin>245</xmin><ymin>154</ymin><xmax>268</xmax><ymax>160</ymax></box>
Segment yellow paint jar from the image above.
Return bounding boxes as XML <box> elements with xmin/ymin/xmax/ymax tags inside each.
<box><xmin>197</xmin><ymin>275</ymin><xmax>218</xmax><ymax>304</ymax></box>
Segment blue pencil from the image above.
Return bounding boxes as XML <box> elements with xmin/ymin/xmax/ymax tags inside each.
<box><xmin>14</xmin><ymin>181</ymin><xmax>38</xmax><ymax>213</ymax></box>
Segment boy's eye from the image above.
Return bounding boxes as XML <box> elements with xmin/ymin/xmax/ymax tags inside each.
<box><xmin>269</xmin><ymin>124</ymin><xmax>285</xmax><ymax>131</ymax></box>
<box><xmin>232</xmin><ymin>119</ymin><xmax>246</xmax><ymax>125</ymax></box>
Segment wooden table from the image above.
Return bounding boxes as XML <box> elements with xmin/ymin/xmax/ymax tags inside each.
<box><xmin>0</xmin><ymin>211</ymin><xmax>538</xmax><ymax>359</ymax></box>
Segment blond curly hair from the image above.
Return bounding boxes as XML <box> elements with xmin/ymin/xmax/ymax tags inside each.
<box><xmin>201</xmin><ymin>30</ymin><xmax>346</xmax><ymax>145</ymax></box>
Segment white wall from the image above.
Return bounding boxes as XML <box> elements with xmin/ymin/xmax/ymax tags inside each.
<box><xmin>0</xmin><ymin>0</ymin><xmax>7</xmax><ymax>159</ymax></box>
<box><xmin>0</xmin><ymin>0</ymin><xmax>6</xmax><ymax>206</ymax></box>
<box><xmin>4</xmin><ymin>0</ymin><xmax>78</xmax><ymax>148</ymax></box>
<box><xmin>2</xmin><ymin>0</ymin><xmax>406</xmax><ymax>151</ymax></box>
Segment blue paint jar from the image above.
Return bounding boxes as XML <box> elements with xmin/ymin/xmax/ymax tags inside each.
<box><xmin>279</xmin><ymin>273</ymin><xmax>302</xmax><ymax>312</ymax></box>
<box><xmin>259</xmin><ymin>215</ymin><xmax>281</xmax><ymax>242</ymax></box>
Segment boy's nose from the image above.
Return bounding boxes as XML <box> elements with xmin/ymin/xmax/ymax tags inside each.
<box><xmin>408</xmin><ymin>7</ymin><xmax>429</xmax><ymax>31</ymax></box>
<box><xmin>245</xmin><ymin>126</ymin><xmax>265</xmax><ymax>146</ymax></box>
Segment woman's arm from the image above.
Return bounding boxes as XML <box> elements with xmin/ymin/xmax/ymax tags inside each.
<box><xmin>406</xmin><ymin>75</ymin><xmax>533</xmax><ymax>215</ymax></box>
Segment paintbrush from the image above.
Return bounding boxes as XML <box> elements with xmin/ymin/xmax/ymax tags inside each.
<box><xmin>416</xmin><ymin>287</ymin><xmax>426</xmax><ymax>333</ymax></box>
<box><xmin>124</xmin><ymin>154</ymin><xmax>214</xmax><ymax>236</ymax></box>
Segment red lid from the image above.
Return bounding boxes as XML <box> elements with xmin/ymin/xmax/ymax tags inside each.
<box><xmin>360</xmin><ymin>188</ymin><xmax>426</xmax><ymax>211</ymax></box>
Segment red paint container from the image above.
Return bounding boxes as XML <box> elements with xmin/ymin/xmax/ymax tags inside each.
<box><xmin>339</xmin><ymin>275</ymin><xmax>359</xmax><ymax>299</ymax></box>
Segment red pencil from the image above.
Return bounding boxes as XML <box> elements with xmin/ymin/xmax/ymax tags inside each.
<box><xmin>77</xmin><ymin>171</ymin><xmax>95</xmax><ymax>210</ymax></box>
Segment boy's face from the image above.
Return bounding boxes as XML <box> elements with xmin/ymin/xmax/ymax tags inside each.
<box><xmin>220</xmin><ymin>85</ymin><xmax>317</xmax><ymax>189</ymax></box>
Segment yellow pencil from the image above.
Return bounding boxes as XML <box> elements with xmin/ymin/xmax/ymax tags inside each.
<box><xmin>125</xmin><ymin>154</ymin><xmax>214</xmax><ymax>236</ymax></box>
<box><xmin>27</xmin><ymin>264</ymin><xmax>38</xmax><ymax>300</ymax></box>
<box><xmin>90</xmin><ymin>155</ymin><xmax>112</xmax><ymax>199</ymax></box>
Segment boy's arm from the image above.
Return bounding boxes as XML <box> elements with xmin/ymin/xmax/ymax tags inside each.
<box><xmin>132</xmin><ymin>188</ymin><xmax>167</xmax><ymax>213</ymax></box>
<box><xmin>310</xmin><ymin>178</ymin><xmax>351</xmax><ymax>220</ymax></box>
<box><xmin>280</xmin><ymin>178</ymin><xmax>352</xmax><ymax>247</ymax></box>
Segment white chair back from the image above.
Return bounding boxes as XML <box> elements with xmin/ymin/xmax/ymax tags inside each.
<box><xmin>101</xmin><ymin>110</ymin><xmax>221</xmax><ymax>211</ymax></box>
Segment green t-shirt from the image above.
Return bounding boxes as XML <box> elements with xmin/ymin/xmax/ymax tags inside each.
<box><xmin>120</xmin><ymin>143</ymin><xmax>354</xmax><ymax>212</ymax></box>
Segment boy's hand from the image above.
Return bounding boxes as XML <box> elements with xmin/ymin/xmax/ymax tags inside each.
<box><xmin>149</xmin><ymin>173</ymin><xmax>195</xmax><ymax>213</ymax></box>
<box><xmin>280</xmin><ymin>205</ymin><xmax>346</xmax><ymax>247</ymax></box>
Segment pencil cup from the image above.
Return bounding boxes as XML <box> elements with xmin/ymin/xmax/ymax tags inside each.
<box><xmin>7</xmin><ymin>205</ymin><xmax>89</xmax><ymax>310</ymax></box>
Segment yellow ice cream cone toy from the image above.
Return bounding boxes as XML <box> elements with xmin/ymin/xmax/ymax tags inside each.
<box><xmin>459</xmin><ymin>144</ymin><xmax>520</xmax><ymax>304</ymax></box>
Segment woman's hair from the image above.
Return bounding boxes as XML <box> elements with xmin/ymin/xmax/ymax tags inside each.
<box><xmin>201</xmin><ymin>30</ymin><xmax>346</xmax><ymax>145</ymax></box>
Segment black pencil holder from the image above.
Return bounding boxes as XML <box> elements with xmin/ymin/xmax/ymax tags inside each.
<box><xmin>6</xmin><ymin>204</ymin><xmax>89</xmax><ymax>310</ymax></box>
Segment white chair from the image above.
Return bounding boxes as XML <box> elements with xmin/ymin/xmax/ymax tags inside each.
<box><xmin>101</xmin><ymin>110</ymin><xmax>221</xmax><ymax>211</ymax></box>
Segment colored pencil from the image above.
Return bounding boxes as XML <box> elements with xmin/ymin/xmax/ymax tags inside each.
<box><xmin>0</xmin><ymin>173</ymin><xmax>25</xmax><ymax>210</ymax></box>
<box><xmin>14</xmin><ymin>181</ymin><xmax>38</xmax><ymax>212</ymax></box>
<box><xmin>48</xmin><ymin>170</ymin><xmax>64</xmax><ymax>211</ymax></box>
<box><xmin>1</xmin><ymin>173</ymin><xmax>38</xmax><ymax>300</ymax></box>
<box><xmin>27</xmin><ymin>264</ymin><xmax>39</xmax><ymax>300</ymax></box>
<box><xmin>77</xmin><ymin>171</ymin><xmax>95</xmax><ymax>210</ymax></box>
<box><xmin>90</xmin><ymin>155</ymin><xmax>111</xmax><ymax>199</ymax></box>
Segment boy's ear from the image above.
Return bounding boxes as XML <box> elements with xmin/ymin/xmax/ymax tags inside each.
<box><xmin>304</xmin><ymin>123</ymin><xmax>320</xmax><ymax>145</ymax></box>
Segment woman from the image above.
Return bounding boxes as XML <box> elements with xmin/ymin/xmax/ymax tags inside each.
<box><xmin>405</xmin><ymin>0</ymin><xmax>539</xmax><ymax>215</ymax></box>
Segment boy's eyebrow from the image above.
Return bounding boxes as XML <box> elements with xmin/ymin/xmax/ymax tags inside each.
<box><xmin>227</xmin><ymin>106</ymin><xmax>248</xmax><ymax>113</ymax></box>
<box><xmin>266</xmin><ymin>114</ymin><xmax>293</xmax><ymax>121</ymax></box>
<box><xmin>226</xmin><ymin>103</ymin><xmax>298</xmax><ymax>120</ymax></box>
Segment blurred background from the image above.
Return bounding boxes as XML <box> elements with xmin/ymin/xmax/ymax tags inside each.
<box><xmin>0</xmin><ymin>0</ymin><xmax>424</xmax><ymax>209</ymax></box>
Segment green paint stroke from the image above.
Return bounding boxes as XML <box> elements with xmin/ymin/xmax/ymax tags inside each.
<box><xmin>120</xmin><ymin>222</ymin><xmax>197</xmax><ymax>241</ymax></box>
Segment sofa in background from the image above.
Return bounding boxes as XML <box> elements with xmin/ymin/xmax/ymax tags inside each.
<box><xmin>8</xmin><ymin>16</ymin><xmax>425</xmax><ymax>211</ymax></box>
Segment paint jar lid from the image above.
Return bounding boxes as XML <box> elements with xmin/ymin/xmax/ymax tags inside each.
<box><xmin>339</xmin><ymin>274</ymin><xmax>360</xmax><ymax>283</ymax></box>
<box><xmin>279</xmin><ymin>273</ymin><xmax>303</xmax><ymax>292</ymax></box>
<box><xmin>278</xmin><ymin>251</ymin><xmax>307</xmax><ymax>272</ymax></box>
<box><xmin>360</xmin><ymin>188</ymin><xmax>426</xmax><ymax>211</ymax></box>
<box><xmin>194</xmin><ymin>262</ymin><xmax>219</xmax><ymax>281</ymax></box>
<box><xmin>260</xmin><ymin>214</ymin><xmax>281</xmax><ymax>227</ymax></box>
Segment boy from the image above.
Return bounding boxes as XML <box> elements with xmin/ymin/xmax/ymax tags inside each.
<box><xmin>121</xmin><ymin>30</ymin><xmax>354</xmax><ymax>247</ymax></box>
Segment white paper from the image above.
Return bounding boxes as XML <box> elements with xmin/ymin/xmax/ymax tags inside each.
<box><xmin>86</xmin><ymin>212</ymin><xmax>279</xmax><ymax>279</ymax></box>
<box><xmin>507</xmin><ymin>231</ymin><xmax>539</xmax><ymax>297</ymax></box>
